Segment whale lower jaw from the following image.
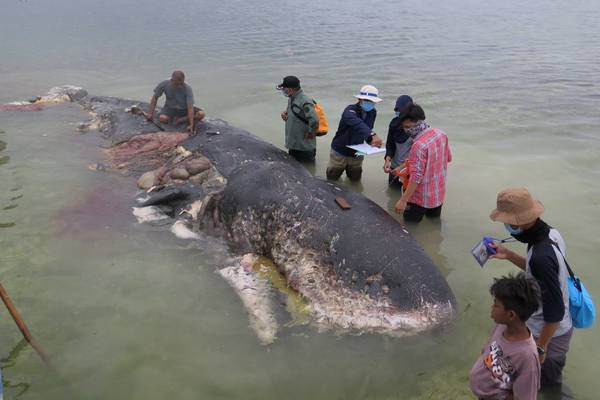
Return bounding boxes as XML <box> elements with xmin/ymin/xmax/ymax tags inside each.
<box><xmin>274</xmin><ymin>250</ymin><xmax>454</xmax><ymax>337</ymax></box>
<box><xmin>216</xmin><ymin>245</ymin><xmax>453</xmax><ymax>341</ymax></box>
<box><xmin>218</xmin><ymin>260</ymin><xmax>279</xmax><ymax>345</ymax></box>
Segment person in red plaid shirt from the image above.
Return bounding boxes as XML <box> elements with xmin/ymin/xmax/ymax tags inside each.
<box><xmin>393</xmin><ymin>104</ymin><xmax>452</xmax><ymax>223</ymax></box>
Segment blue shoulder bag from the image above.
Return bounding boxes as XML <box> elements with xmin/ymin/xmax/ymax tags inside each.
<box><xmin>552</xmin><ymin>242</ymin><xmax>596</xmax><ymax>328</ymax></box>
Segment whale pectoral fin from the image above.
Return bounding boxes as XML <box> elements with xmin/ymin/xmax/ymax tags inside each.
<box><xmin>136</xmin><ymin>186</ymin><xmax>187</xmax><ymax>207</ymax></box>
<box><xmin>218</xmin><ymin>257</ymin><xmax>278</xmax><ymax>345</ymax></box>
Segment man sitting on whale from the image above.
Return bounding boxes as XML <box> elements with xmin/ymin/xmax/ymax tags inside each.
<box><xmin>147</xmin><ymin>70</ymin><xmax>205</xmax><ymax>132</ymax></box>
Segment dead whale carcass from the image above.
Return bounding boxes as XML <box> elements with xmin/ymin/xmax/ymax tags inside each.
<box><xmin>17</xmin><ymin>89</ymin><xmax>456</xmax><ymax>342</ymax></box>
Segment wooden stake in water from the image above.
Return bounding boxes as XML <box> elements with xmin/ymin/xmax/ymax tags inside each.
<box><xmin>0</xmin><ymin>282</ymin><xmax>51</xmax><ymax>366</ymax></box>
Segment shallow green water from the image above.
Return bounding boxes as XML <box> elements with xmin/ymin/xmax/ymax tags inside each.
<box><xmin>1</xmin><ymin>0</ymin><xmax>599</xmax><ymax>399</ymax></box>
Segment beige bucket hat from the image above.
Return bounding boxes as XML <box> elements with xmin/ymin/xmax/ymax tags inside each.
<box><xmin>489</xmin><ymin>187</ymin><xmax>544</xmax><ymax>225</ymax></box>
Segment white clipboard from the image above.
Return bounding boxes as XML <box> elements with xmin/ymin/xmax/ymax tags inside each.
<box><xmin>346</xmin><ymin>143</ymin><xmax>386</xmax><ymax>156</ymax></box>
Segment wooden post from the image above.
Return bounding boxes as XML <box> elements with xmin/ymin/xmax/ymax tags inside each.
<box><xmin>0</xmin><ymin>282</ymin><xmax>51</xmax><ymax>366</ymax></box>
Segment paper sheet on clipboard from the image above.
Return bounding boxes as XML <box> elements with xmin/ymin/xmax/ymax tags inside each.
<box><xmin>346</xmin><ymin>143</ymin><xmax>386</xmax><ymax>156</ymax></box>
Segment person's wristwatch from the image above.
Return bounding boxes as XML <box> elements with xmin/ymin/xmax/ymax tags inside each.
<box><xmin>536</xmin><ymin>345</ymin><xmax>546</xmax><ymax>356</ymax></box>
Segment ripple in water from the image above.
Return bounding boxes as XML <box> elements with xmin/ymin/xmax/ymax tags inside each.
<box><xmin>0</xmin><ymin>132</ymin><xmax>18</xmax><ymax>229</ymax></box>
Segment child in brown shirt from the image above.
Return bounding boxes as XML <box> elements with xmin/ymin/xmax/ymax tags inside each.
<box><xmin>470</xmin><ymin>273</ymin><xmax>541</xmax><ymax>400</ymax></box>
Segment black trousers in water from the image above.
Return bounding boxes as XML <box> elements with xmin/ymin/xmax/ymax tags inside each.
<box><xmin>403</xmin><ymin>202</ymin><xmax>443</xmax><ymax>223</ymax></box>
<box><xmin>540</xmin><ymin>328</ymin><xmax>573</xmax><ymax>387</ymax></box>
<box><xmin>289</xmin><ymin>149</ymin><xmax>316</xmax><ymax>162</ymax></box>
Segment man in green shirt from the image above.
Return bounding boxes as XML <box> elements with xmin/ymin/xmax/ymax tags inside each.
<box><xmin>147</xmin><ymin>70</ymin><xmax>205</xmax><ymax>132</ymax></box>
<box><xmin>277</xmin><ymin>76</ymin><xmax>319</xmax><ymax>162</ymax></box>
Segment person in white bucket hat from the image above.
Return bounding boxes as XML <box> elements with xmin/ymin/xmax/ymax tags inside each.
<box><xmin>355</xmin><ymin>84</ymin><xmax>383</xmax><ymax>103</ymax></box>
<box><xmin>326</xmin><ymin>85</ymin><xmax>383</xmax><ymax>181</ymax></box>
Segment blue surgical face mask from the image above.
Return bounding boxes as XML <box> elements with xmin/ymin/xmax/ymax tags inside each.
<box><xmin>360</xmin><ymin>101</ymin><xmax>375</xmax><ymax>112</ymax></box>
<box><xmin>281</xmin><ymin>90</ymin><xmax>290</xmax><ymax>98</ymax></box>
<box><xmin>504</xmin><ymin>223</ymin><xmax>524</xmax><ymax>236</ymax></box>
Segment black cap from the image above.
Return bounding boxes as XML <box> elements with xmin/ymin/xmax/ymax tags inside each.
<box><xmin>277</xmin><ymin>76</ymin><xmax>300</xmax><ymax>89</ymax></box>
<box><xmin>394</xmin><ymin>95</ymin><xmax>413</xmax><ymax>114</ymax></box>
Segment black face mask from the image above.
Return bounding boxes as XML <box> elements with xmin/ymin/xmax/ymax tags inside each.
<box><xmin>512</xmin><ymin>219</ymin><xmax>550</xmax><ymax>244</ymax></box>
<box><xmin>511</xmin><ymin>230</ymin><xmax>528</xmax><ymax>244</ymax></box>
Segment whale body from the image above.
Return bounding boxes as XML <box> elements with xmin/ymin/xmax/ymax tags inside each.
<box><xmin>11</xmin><ymin>89</ymin><xmax>456</xmax><ymax>342</ymax></box>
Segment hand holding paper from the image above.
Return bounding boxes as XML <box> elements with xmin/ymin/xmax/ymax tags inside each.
<box><xmin>347</xmin><ymin>143</ymin><xmax>386</xmax><ymax>156</ymax></box>
<box><xmin>370</xmin><ymin>134</ymin><xmax>383</xmax><ymax>148</ymax></box>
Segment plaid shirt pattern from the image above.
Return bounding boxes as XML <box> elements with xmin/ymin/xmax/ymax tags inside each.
<box><xmin>407</xmin><ymin>128</ymin><xmax>451</xmax><ymax>208</ymax></box>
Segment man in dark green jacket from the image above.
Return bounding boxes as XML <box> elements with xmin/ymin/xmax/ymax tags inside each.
<box><xmin>277</xmin><ymin>76</ymin><xmax>319</xmax><ymax>162</ymax></box>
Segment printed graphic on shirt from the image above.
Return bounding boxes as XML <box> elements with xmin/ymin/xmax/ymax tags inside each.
<box><xmin>484</xmin><ymin>341</ymin><xmax>517</xmax><ymax>389</ymax></box>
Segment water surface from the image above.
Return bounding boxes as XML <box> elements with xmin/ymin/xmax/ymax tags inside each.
<box><xmin>1</xmin><ymin>0</ymin><xmax>599</xmax><ymax>399</ymax></box>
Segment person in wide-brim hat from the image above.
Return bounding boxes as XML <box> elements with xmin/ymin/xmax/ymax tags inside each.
<box><xmin>489</xmin><ymin>187</ymin><xmax>545</xmax><ymax>226</ymax></box>
<box><xmin>326</xmin><ymin>84</ymin><xmax>384</xmax><ymax>182</ymax></box>
<box><xmin>487</xmin><ymin>186</ymin><xmax>574</xmax><ymax>389</ymax></box>
<box><xmin>354</xmin><ymin>84</ymin><xmax>383</xmax><ymax>103</ymax></box>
